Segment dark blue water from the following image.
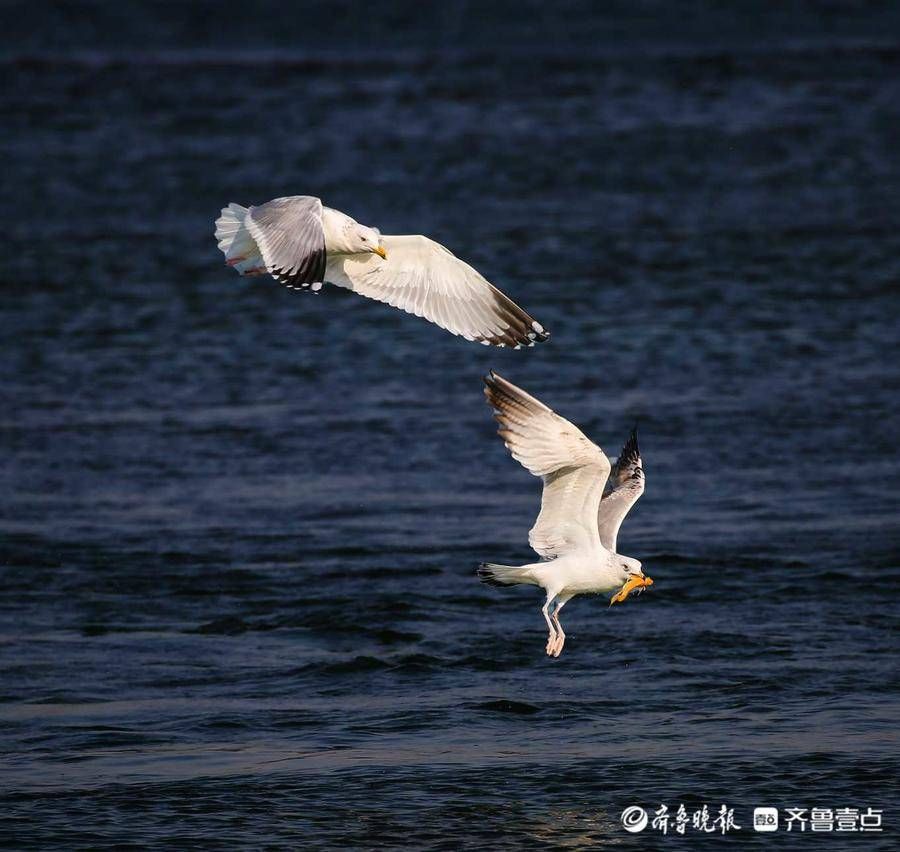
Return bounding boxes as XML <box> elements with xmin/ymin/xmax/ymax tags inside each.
<box><xmin>2</xmin><ymin>3</ymin><xmax>900</xmax><ymax>847</ymax></box>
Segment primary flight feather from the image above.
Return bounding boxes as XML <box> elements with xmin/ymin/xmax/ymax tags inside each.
<box><xmin>478</xmin><ymin>371</ymin><xmax>652</xmax><ymax>657</ymax></box>
<box><xmin>214</xmin><ymin>195</ymin><xmax>549</xmax><ymax>348</ymax></box>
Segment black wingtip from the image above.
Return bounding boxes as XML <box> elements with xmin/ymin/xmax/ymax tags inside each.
<box><xmin>479</xmin><ymin>323</ymin><xmax>550</xmax><ymax>349</ymax></box>
<box><xmin>622</xmin><ymin>424</ymin><xmax>640</xmax><ymax>461</ymax></box>
<box><xmin>527</xmin><ymin>324</ymin><xmax>551</xmax><ymax>347</ymax></box>
<box><xmin>476</xmin><ymin>563</ymin><xmax>506</xmax><ymax>587</ymax></box>
<box><xmin>484</xmin><ymin>369</ymin><xmax>506</xmax><ymax>387</ymax></box>
<box><xmin>483</xmin><ymin>372</ymin><xmax>498</xmax><ymax>404</ymax></box>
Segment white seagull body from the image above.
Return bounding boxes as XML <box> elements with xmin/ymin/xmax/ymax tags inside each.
<box><xmin>478</xmin><ymin>371</ymin><xmax>652</xmax><ymax>657</ymax></box>
<box><xmin>214</xmin><ymin>195</ymin><xmax>548</xmax><ymax>348</ymax></box>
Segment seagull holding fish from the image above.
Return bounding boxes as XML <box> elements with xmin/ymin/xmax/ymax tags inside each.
<box><xmin>478</xmin><ymin>371</ymin><xmax>652</xmax><ymax>657</ymax></box>
<box><xmin>214</xmin><ymin>196</ymin><xmax>548</xmax><ymax>348</ymax></box>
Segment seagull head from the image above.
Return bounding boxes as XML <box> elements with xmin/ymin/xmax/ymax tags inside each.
<box><xmin>618</xmin><ymin>556</ymin><xmax>644</xmax><ymax>582</ymax></box>
<box><xmin>352</xmin><ymin>224</ymin><xmax>387</xmax><ymax>259</ymax></box>
<box><xmin>620</xmin><ymin>557</ymin><xmax>653</xmax><ymax>590</ymax></box>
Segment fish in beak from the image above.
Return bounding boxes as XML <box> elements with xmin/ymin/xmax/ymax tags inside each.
<box><xmin>609</xmin><ymin>573</ymin><xmax>653</xmax><ymax>606</ymax></box>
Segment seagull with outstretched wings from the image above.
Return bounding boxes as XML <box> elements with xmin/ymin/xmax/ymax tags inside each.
<box><xmin>478</xmin><ymin>371</ymin><xmax>652</xmax><ymax>657</ymax></box>
<box><xmin>214</xmin><ymin>196</ymin><xmax>548</xmax><ymax>348</ymax></box>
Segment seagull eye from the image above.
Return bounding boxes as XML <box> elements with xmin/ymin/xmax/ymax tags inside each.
<box><xmin>361</xmin><ymin>236</ymin><xmax>367</xmax><ymax>242</ymax></box>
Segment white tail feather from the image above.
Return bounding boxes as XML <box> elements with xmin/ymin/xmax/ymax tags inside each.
<box><xmin>214</xmin><ymin>203</ymin><xmax>265</xmax><ymax>276</ymax></box>
<box><xmin>477</xmin><ymin>563</ymin><xmax>536</xmax><ymax>587</ymax></box>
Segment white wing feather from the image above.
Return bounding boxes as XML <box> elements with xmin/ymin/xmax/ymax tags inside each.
<box><xmin>244</xmin><ymin>196</ymin><xmax>327</xmax><ymax>287</ymax></box>
<box><xmin>597</xmin><ymin>430</ymin><xmax>645</xmax><ymax>552</ymax></box>
<box><xmin>325</xmin><ymin>235</ymin><xmax>548</xmax><ymax>348</ymax></box>
<box><xmin>484</xmin><ymin>372</ymin><xmax>611</xmax><ymax>559</ymax></box>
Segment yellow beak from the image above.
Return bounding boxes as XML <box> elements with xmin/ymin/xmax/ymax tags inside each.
<box><xmin>374</xmin><ymin>245</ymin><xmax>387</xmax><ymax>260</ymax></box>
<box><xmin>609</xmin><ymin>573</ymin><xmax>653</xmax><ymax>606</ymax></box>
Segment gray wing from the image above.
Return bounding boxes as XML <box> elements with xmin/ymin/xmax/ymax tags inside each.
<box><xmin>484</xmin><ymin>371</ymin><xmax>611</xmax><ymax>559</ymax></box>
<box><xmin>596</xmin><ymin>428</ymin><xmax>645</xmax><ymax>552</ymax></box>
<box><xmin>325</xmin><ymin>235</ymin><xmax>549</xmax><ymax>348</ymax></box>
<box><xmin>245</xmin><ymin>196</ymin><xmax>326</xmax><ymax>289</ymax></box>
